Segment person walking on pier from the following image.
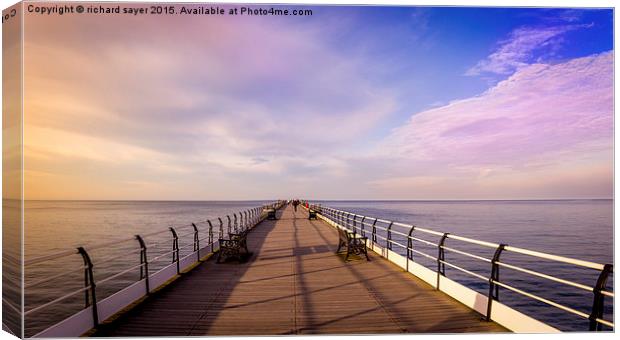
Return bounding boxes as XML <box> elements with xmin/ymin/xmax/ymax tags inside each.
<box><xmin>292</xmin><ymin>199</ymin><xmax>300</xmax><ymax>214</ymax></box>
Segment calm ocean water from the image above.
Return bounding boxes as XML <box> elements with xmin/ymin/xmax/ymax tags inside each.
<box><xmin>24</xmin><ymin>200</ymin><xmax>271</xmax><ymax>336</ymax></box>
<box><xmin>320</xmin><ymin>199</ymin><xmax>614</xmax><ymax>332</ymax></box>
<box><xmin>23</xmin><ymin>200</ymin><xmax>613</xmax><ymax>335</ymax></box>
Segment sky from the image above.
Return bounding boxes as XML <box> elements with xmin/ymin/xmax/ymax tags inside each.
<box><xmin>22</xmin><ymin>4</ymin><xmax>613</xmax><ymax>200</ymax></box>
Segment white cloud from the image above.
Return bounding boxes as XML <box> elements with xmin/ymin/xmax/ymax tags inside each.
<box><xmin>374</xmin><ymin>52</ymin><xmax>613</xmax><ymax>199</ymax></box>
<box><xmin>23</xmin><ymin>14</ymin><xmax>399</xmax><ymax>199</ymax></box>
<box><xmin>466</xmin><ymin>23</ymin><xmax>592</xmax><ymax>76</ymax></box>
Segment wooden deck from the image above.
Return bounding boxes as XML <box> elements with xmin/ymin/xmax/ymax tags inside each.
<box><xmin>94</xmin><ymin>206</ymin><xmax>506</xmax><ymax>336</ymax></box>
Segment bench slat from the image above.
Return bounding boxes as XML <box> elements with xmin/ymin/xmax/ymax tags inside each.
<box><xmin>217</xmin><ymin>230</ymin><xmax>250</xmax><ymax>263</ymax></box>
<box><xmin>336</xmin><ymin>228</ymin><xmax>370</xmax><ymax>261</ymax></box>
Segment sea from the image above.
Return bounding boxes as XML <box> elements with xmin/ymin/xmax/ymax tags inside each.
<box><xmin>20</xmin><ymin>200</ymin><xmax>613</xmax><ymax>335</ymax></box>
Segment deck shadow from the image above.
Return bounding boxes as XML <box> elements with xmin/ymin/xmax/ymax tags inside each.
<box><xmin>92</xmin><ymin>206</ymin><xmax>506</xmax><ymax>336</ymax></box>
<box><xmin>293</xmin><ymin>214</ymin><xmax>507</xmax><ymax>334</ymax></box>
<box><xmin>92</xmin><ymin>209</ymin><xmax>284</xmax><ymax>337</ymax></box>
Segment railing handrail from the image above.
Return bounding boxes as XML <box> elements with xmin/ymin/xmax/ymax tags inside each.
<box><xmin>321</xmin><ymin>206</ymin><xmax>607</xmax><ymax>270</ymax></box>
<box><xmin>24</xmin><ymin>200</ymin><xmax>611</xmax><ymax>335</ymax></box>
<box><xmin>312</xmin><ymin>203</ymin><xmax>613</xmax><ymax>331</ymax></box>
<box><xmin>24</xmin><ymin>202</ymin><xmax>280</xmax><ymax>267</ymax></box>
<box><xmin>25</xmin><ymin>200</ymin><xmax>287</xmax><ymax>336</ymax></box>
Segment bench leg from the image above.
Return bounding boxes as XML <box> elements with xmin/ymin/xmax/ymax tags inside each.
<box><xmin>242</xmin><ymin>241</ymin><xmax>249</xmax><ymax>254</ymax></box>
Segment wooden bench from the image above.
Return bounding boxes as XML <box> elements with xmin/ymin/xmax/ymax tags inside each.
<box><xmin>336</xmin><ymin>227</ymin><xmax>369</xmax><ymax>261</ymax></box>
<box><xmin>217</xmin><ymin>229</ymin><xmax>250</xmax><ymax>263</ymax></box>
<box><xmin>266</xmin><ymin>208</ymin><xmax>277</xmax><ymax>220</ymax></box>
<box><xmin>308</xmin><ymin>209</ymin><xmax>318</xmax><ymax>220</ymax></box>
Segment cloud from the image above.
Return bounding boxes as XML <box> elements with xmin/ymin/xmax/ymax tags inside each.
<box><xmin>21</xmin><ymin>9</ymin><xmax>613</xmax><ymax>200</ymax></box>
<box><xmin>376</xmin><ymin>52</ymin><xmax>613</xmax><ymax>199</ymax></box>
<box><xmin>556</xmin><ymin>9</ymin><xmax>584</xmax><ymax>23</ymax></box>
<box><xmin>466</xmin><ymin>23</ymin><xmax>592</xmax><ymax>76</ymax></box>
<box><xmin>23</xmin><ymin>11</ymin><xmax>398</xmax><ymax>199</ymax></box>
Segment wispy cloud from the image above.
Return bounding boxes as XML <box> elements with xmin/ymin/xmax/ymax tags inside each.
<box><xmin>556</xmin><ymin>9</ymin><xmax>584</xmax><ymax>23</ymax></box>
<box><xmin>376</xmin><ymin>52</ymin><xmax>613</xmax><ymax>199</ymax></box>
<box><xmin>21</xmin><ymin>7</ymin><xmax>612</xmax><ymax>200</ymax></box>
<box><xmin>23</xmin><ymin>11</ymin><xmax>398</xmax><ymax>199</ymax></box>
<box><xmin>466</xmin><ymin>23</ymin><xmax>592</xmax><ymax>76</ymax></box>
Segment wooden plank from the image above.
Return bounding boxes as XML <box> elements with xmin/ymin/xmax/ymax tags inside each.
<box><xmin>93</xmin><ymin>206</ymin><xmax>506</xmax><ymax>336</ymax></box>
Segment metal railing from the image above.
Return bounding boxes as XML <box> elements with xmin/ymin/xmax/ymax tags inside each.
<box><xmin>311</xmin><ymin>203</ymin><xmax>613</xmax><ymax>331</ymax></box>
<box><xmin>24</xmin><ymin>200</ymin><xmax>286</xmax><ymax>336</ymax></box>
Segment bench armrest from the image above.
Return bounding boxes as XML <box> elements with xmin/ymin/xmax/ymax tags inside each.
<box><xmin>345</xmin><ymin>230</ymin><xmax>365</xmax><ymax>238</ymax></box>
<box><xmin>220</xmin><ymin>238</ymin><xmax>245</xmax><ymax>248</ymax></box>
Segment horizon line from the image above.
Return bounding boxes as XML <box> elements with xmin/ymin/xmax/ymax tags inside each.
<box><xmin>19</xmin><ymin>198</ymin><xmax>614</xmax><ymax>202</ymax></box>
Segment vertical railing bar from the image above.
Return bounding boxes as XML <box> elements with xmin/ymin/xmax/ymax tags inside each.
<box><xmin>207</xmin><ymin>220</ymin><xmax>214</xmax><ymax>252</ymax></box>
<box><xmin>170</xmin><ymin>227</ymin><xmax>180</xmax><ymax>274</ymax></box>
<box><xmin>386</xmin><ymin>221</ymin><xmax>394</xmax><ymax>250</ymax></box>
<box><xmin>486</xmin><ymin>244</ymin><xmax>506</xmax><ymax>321</ymax></box>
<box><xmin>407</xmin><ymin>225</ymin><xmax>415</xmax><ymax>272</ymax></box>
<box><xmin>81</xmin><ymin>252</ymin><xmax>89</xmax><ymax>308</ymax></box>
<box><xmin>77</xmin><ymin>247</ymin><xmax>99</xmax><ymax>327</ymax></box>
<box><xmin>589</xmin><ymin>264</ymin><xmax>613</xmax><ymax>331</ymax></box>
<box><xmin>135</xmin><ymin>235</ymin><xmax>150</xmax><ymax>294</ymax></box>
<box><xmin>436</xmin><ymin>233</ymin><xmax>450</xmax><ymax>290</ymax></box>
<box><xmin>372</xmin><ymin>218</ymin><xmax>378</xmax><ymax>245</ymax></box>
<box><xmin>192</xmin><ymin>223</ymin><xmax>200</xmax><ymax>261</ymax></box>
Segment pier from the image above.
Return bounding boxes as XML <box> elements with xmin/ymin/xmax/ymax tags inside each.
<box><xmin>24</xmin><ymin>201</ymin><xmax>613</xmax><ymax>337</ymax></box>
<box><xmin>94</xmin><ymin>205</ymin><xmax>504</xmax><ymax>336</ymax></box>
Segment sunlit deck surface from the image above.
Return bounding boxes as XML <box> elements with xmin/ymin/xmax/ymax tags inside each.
<box><xmin>94</xmin><ymin>206</ymin><xmax>506</xmax><ymax>336</ymax></box>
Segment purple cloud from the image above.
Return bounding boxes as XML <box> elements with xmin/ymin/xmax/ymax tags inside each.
<box><xmin>375</xmin><ymin>52</ymin><xmax>613</xmax><ymax>198</ymax></box>
<box><xmin>21</xmin><ymin>9</ymin><xmax>613</xmax><ymax>200</ymax></box>
<box><xmin>23</xmin><ymin>12</ymin><xmax>399</xmax><ymax>199</ymax></box>
<box><xmin>466</xmin><ymin>23</ymin><xmax>593</xmax><ymax>76</ymax></box>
